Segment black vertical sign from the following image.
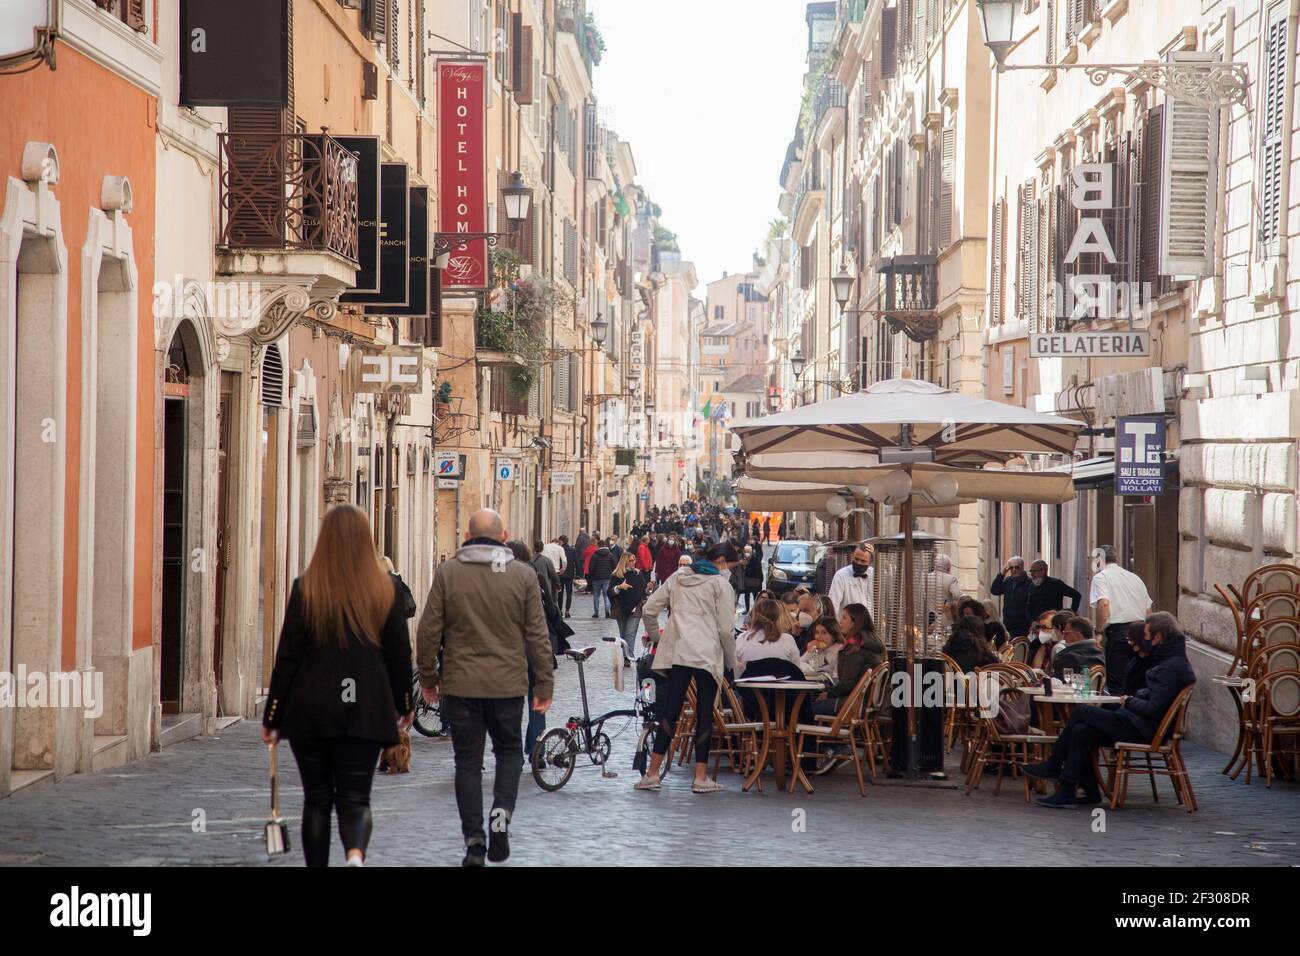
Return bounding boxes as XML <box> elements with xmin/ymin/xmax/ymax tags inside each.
<box><xmin>367</xmin><ymin>186</ymin><xmax>428</xmax><ymax>319</ymax></box>
<box><xmin>341</xmin><ymin>162</ymin><xmax>409</xmax><ymax>307</ymax></box>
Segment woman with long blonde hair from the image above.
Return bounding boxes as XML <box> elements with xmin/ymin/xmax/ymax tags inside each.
<box><xmin>262</xmin><ymin>505</ymin><xmax>413</xmax><ymax>867</ymax></box>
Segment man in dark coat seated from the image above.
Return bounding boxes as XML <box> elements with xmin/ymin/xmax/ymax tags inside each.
<box><xmin>1025</xmin><ymin>611</ymin><xmax>1195</xmax><ymax>808</ymax></box>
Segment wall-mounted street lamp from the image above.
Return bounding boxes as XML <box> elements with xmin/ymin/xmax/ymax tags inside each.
<box><xmin>790</xmin><ymin>348</ymin><xmax>854</xmax><ymax>395</ymax></box>
<box><xmin>975</xmin><ymin>0</ymin><xmax>1248</xmax><ymax>109</ymax></box>
<box><xmin>432</xmin><ymin>170</ymin><xmax>533</xmax><ymax>269</ymax></box>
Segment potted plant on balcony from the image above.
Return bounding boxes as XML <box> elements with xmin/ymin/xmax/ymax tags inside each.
<box><xmin>475</xmin><ymin>247</ymin><xmax>572</xmax><ymax>406</ymax></box>
<box><xmin>435</xmin><ymin>380</ymin><xmax>452</xmax><ymax>418</ymax></box>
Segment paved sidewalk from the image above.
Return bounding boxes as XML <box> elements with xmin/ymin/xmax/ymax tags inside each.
<box><xmin>1</xmin><ymin>613</ymin><xmax>1298</xmax><ymax>866</ymax></box>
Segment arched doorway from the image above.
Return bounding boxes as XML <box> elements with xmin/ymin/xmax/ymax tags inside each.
<box><xmin>160</xmin><ymin>332</ymin><xmax>191</xmax><ymax>713</ymax></box>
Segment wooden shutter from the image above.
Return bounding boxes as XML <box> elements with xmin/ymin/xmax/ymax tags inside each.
<box><xmin>510</xmin><ymin>13</ymin><xmax>523</xmax><ymax>92</ymax></box>
<box><xmin>894</xmin><ymin>140</ymin><xmax>905</xmax><ymax>227</ymax></box>
<box><xmin>261</xmin><ymin>344</ymin><xmax>286</xmax><ymax>407</ymax></box>
<box><xmin>515</xmin><ymin>26</ymin><xmax>534</xmax><ymax>104</ymax></box>
<box><xmin>916</xmin><ymin>0</ymin><xmax>928</xmax><ymax>49</ymax></box>
<box><xmin>366</xmin><ymin>0</ymin><xmax>387</xmax><ymax>40</ymax></box>
<box><xmin>1139</xmin><ymin>106</ymin><xmax>1164</xmax><ymax>290</ymax></box>
<box><xmin>1044</xmin><ymin>0</ymin><xmax>1057</xmax><ymax>63</ymax></box>
<box><xmin>880</xmin><ymin>6</ymin><xmax>897</xmax><ymax>80</ymax></box>
<box><xmin>415</xmin><ymin>0</ymin><xmax>425</xmax><ymax>105</ymax></box>
<box><xmin>898</xmin><ymin>0</ymin><xmax>914</xmax><ymax>53</ymax></box>
<box><xmin>387</xmin><ymin>0</ymin><xmax>398</xmax><ymax>70</ymax></box>
<box><xmin>990</xmin><ymin>198</ymin><xmax>1005</xmax><ymax>324</ymax></box>
<box><xmin>1037</xmin><ymin>194</ymin><xmax>1052</xmax><ymax>331</ymax></box>
<box><xmin>1263</xmin><ymin>5</ymin><xmax>1288</xmax><ymax>251</ymax></box>
<box><xmin>1159</xmin><ymin>51</ymin><xmax>1219</xmax><ymax>276</ymax></box>
<box><xmin>555</xmin><ymin>357</ymin><xmax>570</xmax><ymax>411</ymax></box>
<box><xmin>916</xmin><ymin>150</ymin><xmax>930</xmax><ymax>252</ymax></box>
<box><xmin>939</xmin><ymin>126</ymin><xmax>955</xmax><ymax>248</ymax></box>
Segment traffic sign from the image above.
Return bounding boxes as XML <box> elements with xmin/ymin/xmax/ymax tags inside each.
<box><xmin>437</xmin><ymin>478</ymin><xmax>459</xmax><ymax>490</ymax></box>
<box><xmin>435</xmin><ymin>450</ymin><xmax>462</xmax><ymax>478</ymax></box>
<box><xmin>496</xmin><ymin>460</ymin><xmax>517</xmax><ymax>481</ymax></box>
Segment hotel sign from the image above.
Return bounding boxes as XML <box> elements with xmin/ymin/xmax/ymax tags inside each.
<box><xmin>437</xmin><ymin>61</ymin><xmax>489</xmax><ymax>291</ymax></box>
<box><xmin>1030</xmin><ymin>332</ymin><xmax>1150</xmax><ymax>358</ymax></box>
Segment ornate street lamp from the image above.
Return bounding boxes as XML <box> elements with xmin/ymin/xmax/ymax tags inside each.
<box><xmin>590</xmin><ymin>313</ymin><xmax>609</xmax><ymax>345</ymax></box>
<box><xmin>501</xmin><ymin>171</ymin><xmax>533</xmax><ymax>224</ymax></box>
<box><xmin>975</xmin><ymin>0</ymin><xmax>1249</xmax><ymax>109</ymax></box>
<box><xmin>791</xmin><ymin>348</ymin><xmax>807</xmax><ymax>379</ymax></box>
<box><xmin>831</xmin><ymin>267</ymin><xmax>854</xmax><ymax>309</ymax></box>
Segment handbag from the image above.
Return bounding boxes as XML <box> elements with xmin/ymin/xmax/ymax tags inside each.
<box><xmin>992</xmin><ymin>689</ymin><xmax>1032</xmax><ymax>737</ymax></box>
<box><xmin>265</xmin><ymin>741</ymin><xmax>290</xmax><ymax>856</ymax></box>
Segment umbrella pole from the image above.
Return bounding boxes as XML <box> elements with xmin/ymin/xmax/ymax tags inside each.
<box><xmin>903</xmin><ymin>463</ymin><xmax>918</xmax><ymax>779</ymax></box>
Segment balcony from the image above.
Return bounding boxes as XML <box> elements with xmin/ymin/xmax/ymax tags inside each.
<box><xmin>216</xmin><ymin>131</ymin><xmax>359</xmax><ymax>313</ymax></box>
<box><xmin>878</xmin><ymin>256</ymin><xmax>940</xmax><ymax>342</ymax></box>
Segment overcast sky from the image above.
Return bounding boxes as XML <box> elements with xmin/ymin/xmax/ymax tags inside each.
<box><xmin>587</xmin><ymin>0</ymin><xmax>811</xmax><ymax>289</ymax></box>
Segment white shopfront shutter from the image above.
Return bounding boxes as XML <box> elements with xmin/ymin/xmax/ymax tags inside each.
<box><xmin>1158</xmin><ymin>51</ymin><xmax>1220</xmax><ymax>276</ymax></box>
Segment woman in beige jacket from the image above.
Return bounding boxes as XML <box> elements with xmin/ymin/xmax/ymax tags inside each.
<box><xmin>635</xmin><ymin>541</ymin><xmax>740</xmax><ymax>793</ymax></box>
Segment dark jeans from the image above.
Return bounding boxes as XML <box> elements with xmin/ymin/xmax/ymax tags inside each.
<box><xmin>653</xmin><ymin>665</ymin><xmax>718</xmax><ymax>765</ymax></box>
<box><xmin>444</xmin><ymin>695</ymin><xmax>525</xmax><ymax>846</ymax></box>
<box><xmin>617</xmin><ymin>612</ymin><xmax>641</xmax><ymax>655</ymax></box>
<box><xmin>1049</xmin><ymin>705</ymin><xmax>1142</xmax><ymax>792</ymax></box>
<box><xmin>559</xmin><ymin>578</ymin><xmax>573</xmax><ymax>613</ymax></box>
<box><xmin>1103</xmin><ymin>623</ymin><xmax>1136</xmax><ymax>694</ymax></box>
<box><xmin>524</xmin><ymin>667</ymin><xmax>545</xmax><ymax>755</ymax></box>
<box><xmin>288</xmin><ymin>737</ymin><xmax>382</xmax><ymax>867</ymax></box>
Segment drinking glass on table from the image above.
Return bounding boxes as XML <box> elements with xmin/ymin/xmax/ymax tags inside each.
<box><xmin>1063</xmin><ymin>668</ymin><xmax>1075</xmax><ymax>691</ymax></box>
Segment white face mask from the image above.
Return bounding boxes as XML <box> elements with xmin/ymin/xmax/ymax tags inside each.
<box><xmin>797</xmin><ymin>612</ymin><xmax>814</xmax><ymax>628</ymax></box>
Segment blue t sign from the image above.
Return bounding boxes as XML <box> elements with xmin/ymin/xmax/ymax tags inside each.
<box><xmin>1116</xmin><ymin>415</ymin><xmax>1165</xmax><ymax>496</ymax></box>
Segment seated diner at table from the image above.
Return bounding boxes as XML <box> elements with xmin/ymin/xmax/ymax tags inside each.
<box><xmin>799</xmin><ymin>615</ymin><xmax>844</xmax><ymax>684</ymax></box>
<box><xmin>1024</xmin><ymin>611</ymin><xmax>1196</xmax><ymax>807</ymax></box>
<box><xmin>811</xmin><ymin>604</ymin><xmax>884</xmax><ymax>717</ymax></box>
<box><xmin>735</xmin><ymin>599</ymin><xmax>802</xmax><ymax>677</ymax></box>
<box><xmin>1050</xmin><ymin>616</ymin><xmax>1105</xmax><ymax>682</ymax></box>
<box><xmin>943</xmin><ymin>615</ymin><xmax>999</xmax><ymax>673</ymax></box>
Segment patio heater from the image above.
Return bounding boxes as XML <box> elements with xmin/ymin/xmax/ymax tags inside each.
<box><xmin>867</xmin><ymin>529</ymin><xmax>950</xmax><ymax>776</ymax></box>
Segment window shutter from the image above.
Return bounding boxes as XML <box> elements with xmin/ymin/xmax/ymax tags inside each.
<box><xmin>898</xmin><ymin>0</ymin><xmax>914</xmax><ymax>54</ymax></box>
<box><xmin>1139</xmin><ymin>105</ymin><xmax>1164</xmax><ymax>289</ymax></box>
<box><xmin>990</xmin><ymin>198</ymin><xmax>1005</xmax><ymax>324</ymax></box>
<box><xmin>916</xmin><ymin>0</ymin><xmax>928</xmax><ymax>49</ymax></box>
<box><xmin>568</xmin><ymin>353</ymin><xmax>581</xmax><ymax>412</ymax></box>
<box><xmin>509</xmin><ymin>12</ymin><xmax>523</xmax><ymax>92</ymax></box>
<box><xmin>528</xmin><ymin>373</ymin><xmax>541</xmax><ymax>419</ymax></box>
<box><xmin>894</xmin><ymin>140</ymin><xmax>905</xmax><ymax>227</ymax></box>
<box><xmin>939</xmin><ymin>126</ymin><xmax>955</xmax><ymax>248</ymax></box>
<box><xmin>422</xmin><ymin>268</ymin><xmax>443</xmax><ymax>347</ymax></box>
<box><xmin>415</xmin><ymin>0</ymin><xmax>425</xmax><ymax>105</ymax></box>
<box><xmin>1159</xmin><ymin>52</ymin><xmax>1219</xmax><ymax>276</ymax></box>
<box><xmin>387</xmin><ymin>0</ymin><xmax>398</xmax><ymax>70</ymax></box>
<box><xmin>555</xmin><ymin>357</ymin><xmax>570</xmax><ymax>411</ymax></box>
<box><xmin>515</xmin><ymin>26</ymin><xmax>534</xmax><ymax>104</ymax></box>
<box><xmin>1263</xmin><ymin>5</ymin><xmax>1288</xmax><ymax>252</ymax></box>
<box><xmin>1037</xmin><ymin>194</ymin><xmax>1052</xmax><ymax>331</ymax></box>
<box><xmin>1044</xmin><ymin>0</ymin><xmax>1057</xmax><ymax>63</ymax></box>
<box><xmin>261</xmin><ymin>344</ymin><xmax>286</xmax><ymax>407</ymax></box>
<box><xmin>880</xmin><ymin>7</ymin><xmax>897</xmax><ymax>79</ymax></box>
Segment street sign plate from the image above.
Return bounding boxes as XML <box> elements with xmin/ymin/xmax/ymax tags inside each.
<box><xmin>1116</xmin><ymin>415</ymin><xmax>1165</xmax><ymax>496</ymax></box>
<box><xmin>496</xmin><ymin>460</ymin><xmax>517</xmax><ymax>481</ymax></box>
<box><xmin>1029</xmin><ymin>332</ymin><xmax>1150</xmax><ymax>358</ymax></box>
<box><xmin>435</xmin><ymin>451</ymin><xmax>462</xmax><ymax>478</ymax></box>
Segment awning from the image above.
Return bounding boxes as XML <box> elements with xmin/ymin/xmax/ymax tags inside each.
<box><xmin>1047</xmin><ymin>454</ymin><xmax>1179</xmax><ymax>490</ymax></box>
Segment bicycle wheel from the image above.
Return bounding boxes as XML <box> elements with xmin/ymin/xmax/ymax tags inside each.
<box><xmin>590</xmin><ymin>732</ymin><xmax>612</xmax><ymax>766</ymax></box>
<box><xmin>532</xmin><ymin>729</ymin><xmax>576</xmax><ymax>792</ymax></box>
<box><xmin>410</xmin><ymin>676</ymin><xmax>445</xmax><ymax>737</ymax></box>
<box><xmin>634</xmin><ymin>724</ymin><xmax>669</xmax><ymax>780</ymax></box>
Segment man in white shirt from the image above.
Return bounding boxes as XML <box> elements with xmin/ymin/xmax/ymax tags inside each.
<box><xmin>1088</xmin><ymin>544</ymin><xmax>1152</xmax><ymax>693</ymax></box>
<box><xmin>542</xmin><ymin>538</ymin><xmax>568</xmax><ymax>602</ymax></box>
<box><xmin>829</xmin><ymin>545</ymin><xmax>874</xmax><ymax>618</ymax></box>
<box><xmin>923</xmin><ymin>554</ymin><xmax>963</xmax><ymax>611</ymax></box>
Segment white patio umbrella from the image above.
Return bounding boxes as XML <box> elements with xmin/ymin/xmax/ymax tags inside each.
<box><xmin>732</xmin><ymin>376</ymin><xmax>1085</xmax><ymax>777</ymax></box>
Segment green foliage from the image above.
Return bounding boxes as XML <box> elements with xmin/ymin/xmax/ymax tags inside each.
<box><xmin>475</xmin><ymin>247</ymin><xmax>572</xmax><ymax>397</ymax></box>
<box><xmin>436</xmin><ymin>380</ymin><xmax>453</xmax><ymax>404</ymax></box>
<box><xmin>653</xmin><ymin>224</ymin><xmax>679</xmax><ymax>252</ymax></box>
<box><xmin>768</xmin><ymin>218</ymin><xmax>789</xmax><ymax>241</ymax></box>
<box><xmin>584</xmin><ymin>12</ymin><xmax>606</xmax><ymax>66</ymax></box>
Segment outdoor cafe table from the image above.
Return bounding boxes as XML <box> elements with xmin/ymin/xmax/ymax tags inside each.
<box><xmin>736</xmin><ymin>680</ymin><xmax>827</xmax><ymax>793</ymax></box>
<box><xmin>1013</xmin><ymin>686</ymin><xmax>1124</xmax><ymax>735</ymax></box>
<box><xmin>1212</xmin><ymin>674</ymin><xmax>1251</xmax><ymax>776</ymax></box>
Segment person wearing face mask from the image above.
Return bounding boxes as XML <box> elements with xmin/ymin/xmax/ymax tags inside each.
<box><xmin>1025</xmin><ymin>559</ymin><xmax>1081</xmax><ymax>623</ymax></box>
<box><xmin>828</xmin><ymin>545</ymin><xmax>875</xmax><ymax>618</ymax></box>
<box><xmin>1025</xmin><ymin>611</ymin><xmax>1194</xmax><ymax>807</ymax></box>
<box><xmin>1050</xmin><ymin>615</ymin><xmax>1104</xmax><ymax>681</ymax></box>
<box><xmin>654</xmin><ymin>534</ymin><xmax>683</xmax><ymax>584</ymax></box>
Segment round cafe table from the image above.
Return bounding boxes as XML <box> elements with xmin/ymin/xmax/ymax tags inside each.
<box><xmin>736</xmin><ymin>680</ymin><xmax>828</xmax><ymax>793</ymax></box>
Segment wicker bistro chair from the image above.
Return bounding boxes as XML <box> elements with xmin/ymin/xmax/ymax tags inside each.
<box><xmin>1239</xmin><ymin>618</ymin><xmax>1300</xmax><ymax>675</ymax></box>
<box><xmin>1237</xmin><ymin>649</ymin><xmax>1300</xmax><ymax>785</ymax></box>
<box><xmin>1106</xmin><ymin>684</ymin><xmax>1198</xmax><ymax>811</ymax></box>
<box><xmin>1254</xmin><ymin>669</ymin><xmax>1300</xmax><ymax>788</ymax></box>
<box><xmin>964</xmin><ymin>685</ymin><xmax>1057</xmax><ymax>802</ymax></box>
<box><xmin>710</xmin><ymin>681</ymin><xmax>763</xmax><ymax>786</ymax></box>
<box><xmin>1243</xmin><ymin>591</ymin><xmax>1300</xmax><ymax>631</ymax></box>
<box><xmin>790</xmin><ymin>664</ymin><xmax>878</xmax><ymax>796</ymax></box>
<box><xmin>939</xmin><ymin>652</ymin><xmax>976</xmax><ymax>761</ymax></box>
<box><xmin>670</xmin><ymin>680</ymin><xmax>698</xmax><ymax>767</ymax></box>
<box><xmin>1087</xmin><ymin>664</ymin><xmax>1106</xmax><ymax>693</ymax></box>
<box><xmin>813</xmin><ymin>662</ymin><xmax>893</xmax><ymax>780</ymax></box>
<box><xmin>1242</xmin><ymin>563</ymin><xmax>1300</xmax><ymax>605</ymax></box>
<box><xmin>1008</xmin><ymin>639</ymin><xmax>1030</xmax><ymax>664</ymax></box>
<box><xmin>1214</xmin><ymin>583</ymin><xmax>1248</xmax><ymax>674</ymax></box>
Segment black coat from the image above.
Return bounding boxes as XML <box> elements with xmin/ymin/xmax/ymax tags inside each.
<box><xmin>943</xmin><ymin>631</ymin><xmax>999</xmax><ymax>674</ymax></box>
<box><xmin>612</xmin><ymin>569</ymin><xmax>648</xmax><ymax>617</ymax></box>
<box><xmin>991</xmin><ymin>572</ymin><xmax>1032</xmax><ymax>637</ymax></box>
<box><xmin>263</xmin><ymin>579</ymin><xmax>413</xmax><ymax>746</ymax></box>
<box><xmin>1113</xmin><ymin>635</ymin><xmax>1196</xmax><ymax>741</ymax></box>
<box><xmin>587</xmin><ymin>547</ymin><xmax>616</xmax><ymax>581</ymax></box>
<box><xmin>827</xmin><ymin>635</ymin><xmax>885</xmax><ymax>700</ymax></box>
<box><xmin>1052</xmin><ymin>640</ymin><xmax>1104</xmax><ymax>680</ymax></box>
<box><xmin>1026</xmin><ymin>575</ymin><xmax>1082</xmax><ymax>621</ymax></box>
<box><xmin>560</xmin><ymin>544</ymin><xmax>578</xmax><ymax>580</ymax></box>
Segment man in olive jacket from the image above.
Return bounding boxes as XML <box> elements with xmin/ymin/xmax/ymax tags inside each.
<box><xmin>417</xmin><ymin>509</ymin><xmax>554</xmax><ymax>866</ymax></box>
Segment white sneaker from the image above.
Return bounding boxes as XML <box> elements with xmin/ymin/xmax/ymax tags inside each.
<box><xmin>345</xmin><ymin>855</ymin><xmax>364</xmax><ymax>867</ymax></box>
<box><xmin>633</xmin><ymin>775</ymin><xmax>661</xmax><ymax>791</ymax></box>
<box><xmin>692</xmin><ymin>779</ymin><xmax>725</xmax><ymax>794</ymax></box>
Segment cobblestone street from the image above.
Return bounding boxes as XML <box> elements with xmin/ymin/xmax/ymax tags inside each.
<box><xmin>1</xmin><ymin>614</ymin><xmax>1298</xmax><ymax>867</ymax></box>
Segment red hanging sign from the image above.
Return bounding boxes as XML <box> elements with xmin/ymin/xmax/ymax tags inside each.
<box><xmin>437</xmin><ymin>60</ymin><xmax>489</xmax><ymax>290</ymax></box>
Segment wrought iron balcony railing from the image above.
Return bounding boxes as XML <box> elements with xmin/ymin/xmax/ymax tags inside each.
<box><xmin>218</xmin><ymin>131</ymin><xmax>359</xmax><ymax>263</ymax></box>
<box><xmin>814</xmin><ymin>82</ymin><xmax>847</xmax><ymax>127</ymax></box>
<box><xmin>878</xmin><ymin>255</ymin><xmax>940</xmax><ymax>342</ymax></box>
